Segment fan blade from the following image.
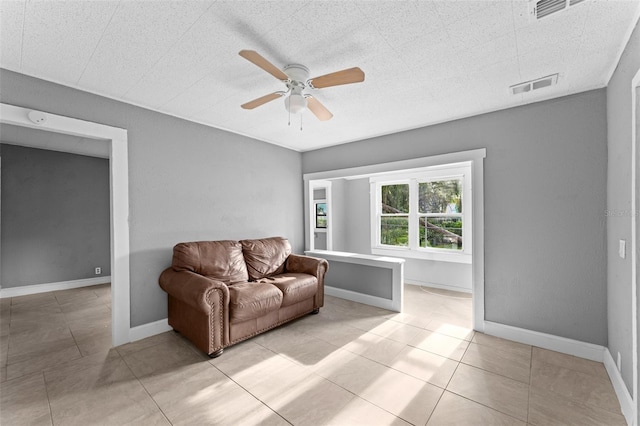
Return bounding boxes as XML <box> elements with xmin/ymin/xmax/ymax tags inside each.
<box><xmin>308</xmin><ymin>67</ymin><xmax>365</xmax><ymax>89</ymax></box>
<box><xmin>306</xmin><ymin>96</ymin><xmax>333</xmax><ymax>121</ymax></box>
<box><xmin>241</xmin><ymin>92</ymin><xmax>284</xmax><ymax>110</ymax></box>
<box><xmin>239</xmin><ymin>50</ymin><xmax>289</xmax><ymax>81</ymax></box>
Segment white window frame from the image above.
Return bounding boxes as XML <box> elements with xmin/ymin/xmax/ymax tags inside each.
<box><xmin>370</xmin><ymin>163</ymin><xmax>472</xmax><ymax>264</ymax></box>
<box><xmin>309</xmin><ymin>180</ymin><xmax>332</xmax><ymax>251</ymax></box>
<box><xmin>314</xmin><ymin>199</ymin><xmax>328</xmax><ymax>230</ymax></box>
<box><xmin>377</xmin><ymin>179</ymin><xmax>411</xmax><ymax>247</ymax></box>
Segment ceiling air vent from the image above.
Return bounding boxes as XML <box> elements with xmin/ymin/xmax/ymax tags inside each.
<box><xmin>510</xmin><ymin>74</ymin><xmax>558</xmax><ymax>95</ymax></box>
<box><xmin>530</xmin><ymin>0</ymin><xmax>586</xmax><ymax>19</ymax></box>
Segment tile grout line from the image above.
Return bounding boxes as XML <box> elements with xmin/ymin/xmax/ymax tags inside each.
<box><xmin>526</xmin><ymin>359</ymin><xmax>628</xmax><ymax>419</ymax></box>
<box><xmin>311</xmin><ymin>368</ymin><xmax>415</xmax><ymax>425</ymax></box>
<box><xmin>424</xmin><ymin>380</ymin><xmax>448</xmax><ymax>426</ymax></box>
<box><xmin>457</xmin><ymin>355</ymin><xmax>532</xmax><ymax>385</ymax></box>
<box><xmin>344</xmin><ymin>332</ymin><xmax>450</xmax><ymax>425</ymax></box>
<box><xmin>248</xmin><ymin>339</ymin><xmax>409</xmax><ymax>425</ymax></box>
<box><xmin>445</xmin><ymin>345</ymin><xmax>532</xmax><ymax>424</ymax></box>
<box><xmin>296</xmin><ymin>325</ymin><xmax>447</xmax><ymax>381</ymax></box>
<box><xmin>41</xmin><ymin>370</ymin><xmax>55</xmax><ymax>425</ymax></box>
<box><xmin>208</xmin><ymin>361</ymin><xmax>294</xmax><ymax>426</ymax></box>
<box><xmin>57</xmin><ymin>289</ymin><xmax>92</xmax><ymax>360</ymax></box>
<box><xmin>528</xmin><ymin>347</ymin><xmax>626</xmax><ymax>418</ymax></box>
<box><xmin>282</xmin><ymin>313</ymin><xmax>474</xmax><ymax>394</ymax></box>
<box><xmin>120</xmin><ymin>351</ymin><xmax>174</xmax><ymax>425</ymax></box>
<box><xmin>5</xmin><ymin>298</ymin><xmax>14</xmax><ymax>374</ymax></box>
<box><xmin>444</xmin><ymin>390</ymin><xmax>530</xmax><ymax>425</ymax></box>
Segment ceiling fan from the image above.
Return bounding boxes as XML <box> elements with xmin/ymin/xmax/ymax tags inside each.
<box><xmin>239</xmin><ymin>49</ymin><xmax>365</xmax><ymax>122</ymax></box>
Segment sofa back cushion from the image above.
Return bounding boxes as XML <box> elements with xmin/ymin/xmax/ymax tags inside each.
<box><xmin>241</xmin><ymin>237</ymin><xmax>291</xmax><ymax>281</ymax></box>
<box><xmin>172</xmin><ymin>240</ymin><xmax>249</xmax><ymax>284</ymax></box>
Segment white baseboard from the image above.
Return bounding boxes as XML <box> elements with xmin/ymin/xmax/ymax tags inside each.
<box><xmin>0</xmin><ymin>277</ymin><xmax>112</xmax><ymax>298</ymax></box>
<box><xmin>129</xmin><ymin>319</ymin><xmax>172</xmax><ymax>342</ymax></box>
<box><xmin>404</xmin><ymin>279</ymin><xmax>472</xmax><ymax>294</ymax></box>
<box><xmin>483</xmin><ymin>320</ymin><xmax>605</xmax><ymax>362</ymax></box>
<box><xmin>603</xmin><ymin>348</ymin><xmax>634</xmax><ymax>425</ymax></box>
<box><xmin>325</xmin><ymin>285</ymin><xmax>399</xmax><ymax>312</ymax></box>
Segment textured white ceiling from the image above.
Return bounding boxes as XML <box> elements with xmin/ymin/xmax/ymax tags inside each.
<box><xmin>1</xmin><ymin>0</ymin><xmax>639</xmax><ymax>152</ymax></box>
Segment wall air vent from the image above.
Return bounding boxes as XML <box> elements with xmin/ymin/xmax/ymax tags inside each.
<box><xmin>535</xmin><ymin>0</ymin><xmax>566</xmax><ymax>19</ymax></box>
<box><xmin>510</xmin><ymin>74</ymin><xmax>558</xmax><ymax>95</ymax></box>
<box><xmin>530</xmin><ymin>0</ymin><xmax>586</xmax><ymax>19</ymax></box>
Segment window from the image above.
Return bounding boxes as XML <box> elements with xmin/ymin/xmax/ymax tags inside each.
<box><xmin>419</xmin><ymin>179</ymin><xmax>462</xmax><ymax>250</ymax></box>
<box><xmin>380</xmin><ymin>184</ymin><xmax>409</xmax><ymax>246</ymax></box>
<box><xmin>371</xmin><ymin>163</ymin><xmax>471</xmax><ymax>263</ymax></box>
<box><xmin>315</xmin><ymin>202</ymin><xmax>327</xmax><ymax>228</ymax></box>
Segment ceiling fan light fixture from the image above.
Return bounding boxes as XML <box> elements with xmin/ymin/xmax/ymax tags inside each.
<box><xmin>286</xmin><ymin>93</ymin><xmax>307</xmax><ymax>114</ymax></box>
<box><xmin>239</xmin><ymin>50</ymin><xmax>365</xmax><ymax>122</ymax></box>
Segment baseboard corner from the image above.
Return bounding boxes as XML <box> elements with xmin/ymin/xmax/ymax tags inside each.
<box><xmin>603</xmin><ymin>348</ymin><xmax>634</xmax><ymax>425</ymax></box>
<box><xmin>483</xmin><ymin>320</ymin><xmax>605</xmax><ymax>361</ymax></box>
<box><xmin>128</xmin><ymin>319</ymin><xmax>172</xmax><ymax>343</ymax></box>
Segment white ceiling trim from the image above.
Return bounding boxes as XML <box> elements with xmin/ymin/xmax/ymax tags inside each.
<box><xmin>604</xmin><ymin>6</ymin><xmax>640</xmax><ymax>85</ymax></box>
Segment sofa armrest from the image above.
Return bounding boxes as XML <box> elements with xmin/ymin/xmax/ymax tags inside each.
<box><xmin>286</xmin><ymin>254</ymin><xmax>328</xmax><ymax>310</ymax></box>
<box><xmin>159</xmin><ymin>268</ymin><xmax>229</xmax><ymax>314</ymax></box>
<box><xmin>285</xmin><ymin>254</ymin><xmax>329</xmax><ymax>278</ymax></box>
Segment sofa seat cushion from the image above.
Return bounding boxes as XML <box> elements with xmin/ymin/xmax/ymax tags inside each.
<box><xmin>228</xmin><ymin>282</ymin><xmax>283</xmax><ymax>323</ymax></box>
<box><xmin>256</xmin><ymin>273</ymin><xmax>317</xmax><ymax>307</ymax></box>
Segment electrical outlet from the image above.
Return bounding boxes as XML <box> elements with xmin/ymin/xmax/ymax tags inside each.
<box><xmin>95</xmin><ymin>267</ymin><xmax>101</xmax><ymax>275</ymax></box>
<box><xmin>619</xmin><ymin>240</ymin><xmax>626</xmax><ymax>259</ymax></box>
<box><xmin>617</xmin><ymin>352</ymin><xmax>621</xmax><ymax>372</ymax></box>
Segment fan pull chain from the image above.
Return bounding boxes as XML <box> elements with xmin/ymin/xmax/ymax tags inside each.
<box><xmin>287</xmin><ymin>96</ymin><xmax>291</xmax><ymax>126</ymax></box>
<box><xmin>300</xmin><ymin>112</ymin><xmax>303</xmax><ymax>131</ymax></box>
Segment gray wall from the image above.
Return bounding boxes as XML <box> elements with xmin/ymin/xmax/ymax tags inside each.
<box><xmin>0</xmin><ymin>69</ymin><xmax>304</xmax><ymax>327</ymax></box>
<box><xmin>606</xmin><ymin>20</ymin><xmax>639</xmax><ymax>395</ymax></box>
<box><xmin>326</xmin><ymin>261</ymin><xmax>393</xmax><ymax>299</ymax></box>
<box><xmin>1</xmin><ymin>144</ymin><xmax>110</xmax><ymax>287</ymax></box>
<box><xmin>303</xmin><ymin>89</ymin><xmax>609</xmax><ymax>346</ymax></box>
<box><xmin>328</xmin><ymin>179</ymin><xmax>348</xmax><ymax>251</ymax></box>
<box><xmin>331</xmin><ymin>178</ymin><xmax>370</xmax><ymax>254</ymax></box>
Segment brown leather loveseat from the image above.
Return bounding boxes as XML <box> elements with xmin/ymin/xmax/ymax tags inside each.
<box><xmin>159</xmin><ymin>236</ymin><xmax>328</xmax><ymax>357</ymax></box>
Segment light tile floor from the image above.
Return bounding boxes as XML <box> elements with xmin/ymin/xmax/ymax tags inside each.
<box><xmin>0</xmin><ymin>283</ymin><xmax>626</xmax><ymax>425</ymax></box>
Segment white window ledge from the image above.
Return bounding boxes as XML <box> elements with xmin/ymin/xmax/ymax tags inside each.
<box><xmin>372</xmin><ymin>247</ymin><xmax>472</xmax><ymax>264</ymax></box>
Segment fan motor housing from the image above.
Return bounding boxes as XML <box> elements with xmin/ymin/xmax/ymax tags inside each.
<box><xmin>283</xmin><ymin>64</ymin><xmax>310</xmax><ymax>85</ymax></box>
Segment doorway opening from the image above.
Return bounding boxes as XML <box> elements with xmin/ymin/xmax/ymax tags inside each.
<box><xmin>0</xmin><ymin>103</ymin><xmax>130</xmax><ymax>346</ymax></box>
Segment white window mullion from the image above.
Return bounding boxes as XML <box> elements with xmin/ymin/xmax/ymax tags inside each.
<box><xmin>371</xmin><ymin>181</ymin><xmax>379</xmax><ymax>247</ymax></box>
<box><xmin>462</xmin><ymin>173</ymin><xmax>472</xmax><ymax>255</ymax></box>
<box><xmin>408</xmin><ymin>179</ymin><xmax>418</xmax><ymax>250</ymax></box>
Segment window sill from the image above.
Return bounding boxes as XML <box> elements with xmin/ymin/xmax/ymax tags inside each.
<box><xmin>371</xmin><ymin>247</ymin><xmax>472</xmax><ymax>264</ymax></box>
